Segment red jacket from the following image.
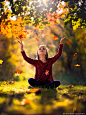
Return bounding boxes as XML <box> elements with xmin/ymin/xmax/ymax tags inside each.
<box><xmin>21</xmin><ymin>44</ymin><xmax>63</xmax><ymax>83</ymax></box>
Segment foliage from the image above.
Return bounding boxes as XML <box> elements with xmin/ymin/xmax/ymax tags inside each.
<box><xmin>49</xmin><ymin>18</ymin><xmax>86</xmax><ymax>80</ymax></box>
<box><xmin>0</xmin><ymin>0</ymin><xmax>68</xmax><ymax>28</ymax></box>
<box><xmin>63</xmin><ymin>24</ymin><xmax>86</xmax><ymax>74</ymax></box>
<box><xmin>0</xmin><ymin>0</ymin><xmax>86</xmax><ymax>31</ymax></box>
<box><xmin>63</xmin><ymin>0</ymin><xmax>86</xmax><ymax>30</ymax></box>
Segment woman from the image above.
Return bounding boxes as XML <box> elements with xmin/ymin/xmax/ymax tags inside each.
<box><xmin>19</xmin><ymin>36</ymin><xmax>66</xmax><ymax>89</ymax></box>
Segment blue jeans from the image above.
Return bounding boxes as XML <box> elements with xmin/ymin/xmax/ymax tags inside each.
<box><xmin>28</xmin><ymin>78</ymin><xmax>61</xmax><ymax>89</ymax></box>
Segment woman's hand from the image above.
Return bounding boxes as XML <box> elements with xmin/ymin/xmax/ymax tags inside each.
<box><xmin>60</xmin><ymin>36</ymin><xmax>66</xmax><ymax>44</ymax></box>
<box><xmin>18</xmin><ymin>39</ymin><xmax>24</xmax><ymax>51</ymax></box>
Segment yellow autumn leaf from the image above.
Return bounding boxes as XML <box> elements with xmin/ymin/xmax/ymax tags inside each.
<box><xmin>61</xmin><ymin>15</ymin><xmax>65</xmax><ymax>18</ymax></box>
<box><xmin>73</xmin><ymin>25</ymin><xmax>77</xmax><ymax>30</ymax></box>
<box><xmin>0</xmin><ymin>60</ymin><xmax>3</xmax><ymax>64</ymax></box>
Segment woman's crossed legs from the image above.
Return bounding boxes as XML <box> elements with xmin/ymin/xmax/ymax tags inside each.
<box><xmin>28</xmin><ymin>78</ymin><xmax>61</xmax><ymax>89</ymax></box>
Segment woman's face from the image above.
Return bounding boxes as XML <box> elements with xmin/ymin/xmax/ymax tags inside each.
<box><xmin>38</xmin><ymin>46</ymin><xmax>47</xmax><ymax>56</ymax></box>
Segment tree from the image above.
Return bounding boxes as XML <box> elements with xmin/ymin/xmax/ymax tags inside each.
<box><xmin>0</xmin><ymin>0</ymin><xmax>68</xmax><ymax>28</ymax></box>
<box><xmin>63</xmin><ymin>0</ymin><xmax>86</xmax><ymax>30</ymax></box>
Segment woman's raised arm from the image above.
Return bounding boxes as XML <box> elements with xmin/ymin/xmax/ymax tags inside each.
<box><xmin>18</xmin><ymin>39</ymin><xmax>24</xmax><ymax>52</ymax></box>
<box><xmin>18</xmin><ymin>39</ymin><xmax>37</xmax><ymax>67</ymax></box>
<box><xmin>50</xmin><ymin>37</ymin><xmax>66</xmax><ymax>64</ymax></box>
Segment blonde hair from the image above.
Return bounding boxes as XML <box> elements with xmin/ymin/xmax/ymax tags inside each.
<box><xmin>37</xmin><ymin>45</ymin><xmax>48</xmax><ymax>60</ymax></box>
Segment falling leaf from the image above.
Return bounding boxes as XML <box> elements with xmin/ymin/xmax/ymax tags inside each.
<box><xmin>18</xmin><ymin>34</ymin><xmax>23</xmax><ymax>39</ymax></box>
<box><xmin>53</xmin><ymin>36</ymin><xmax>58</xmax><ymax>40</ymax></box>
<box><xmin>66</xmin><ymin>40</ymin><xmax>70</xmax><ymax>44</ymax></box>
<box><xmin>23</xmin><ymin>30</ymin><xmax>29</xmax><ymax>34</ymax></box>
<box><xmin>34</xmin><ymin>28</ymin><xmax>38</xmax><ymax>31</ymax></box>
<box><xmin>35</xmin><ymin>38</ymin><xmax>39</xmax><ymax>42</ymax></box>
<box><xmin>74</xmin><ymin>64</ymin><xmax>80</xmax><ymax>66</ymax></box>
<box><xmin>36</xmin><ymin>33</ymin><xmax>38</xmax><ymax>36</ymax></box>
<box><xmin>17</xmin><ymin>70</ymin><xmax>21</xmax><ymax>74</ymax></box>
<box><xmin>0</xmin><ymin>60</ymin><xmax>3</xmax><ymax>64</ymax></box>
<box><xmin>73</xmin><ymin>53</ymin><xmax>77</xmax><ymax>56</ymax></box>
<box><xmin>45</xmin><ymin>70</ymin><xmax>49</xmax><ymax>75</ymax></box>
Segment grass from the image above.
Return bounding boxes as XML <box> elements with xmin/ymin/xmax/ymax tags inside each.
<box><xmin>0</xmin><ymin>80</ymin><xmax>86</xmax><ymax>115</ymax></box>
<box><xmin>54</xmin><ymin>71</ymin><xmax>86</xmax><ymax>85</ymax></box>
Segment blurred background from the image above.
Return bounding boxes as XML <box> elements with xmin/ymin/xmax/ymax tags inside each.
<box><xmin>0</xmin><ymin>19</ymin><xmax>86</xmax><ymax>85</ymax></box>
<box><xmin>0</xmin><ymin>0</ymin><xmax>86</xmax><ymax>85</ymax></box>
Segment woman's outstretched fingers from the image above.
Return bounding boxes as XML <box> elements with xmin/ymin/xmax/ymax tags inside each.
<box><xmin>61</xmin><ymin>36</ymin><xmax>66</xmax><ymax>41</ymax></box>
<box><xmin>63</xmin><ymin>36</ymin><xmax>66</xmax><ymax>39</ymax></box>
<box><xmin>60</xmin><ymin>36</ymin><xmax>66</xmax><ymax>44</ymax></box>
<box><xmin>18</xmin><ymin>40</ymin><xmax>21</xmax><ymax>44</ymax></box>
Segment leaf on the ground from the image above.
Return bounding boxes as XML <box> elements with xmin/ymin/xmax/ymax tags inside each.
<box><xmin>29</xmin><ymin>88</ymin><xmax>39</xmax><ymax>93</ymax></box>
<box><xmin>69</xmin><ymin>85</ymin><xmax>74</xmax><ymax>88</ymax></box>
<box><xmin>21</xmin><ymin>98</ymin><xmax>32</xmax><ymax>105</ymax></box>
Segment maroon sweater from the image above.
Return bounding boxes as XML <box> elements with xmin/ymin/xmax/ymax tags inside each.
<box><xmin>21</xmin><ymin>44</ymin><xmax>63</xmax><ymax>83</ymax></box>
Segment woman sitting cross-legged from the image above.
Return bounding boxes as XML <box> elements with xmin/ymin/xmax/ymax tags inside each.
<box><xmin>19</xmin><ymin>37</ymin><xmax>66</xmax><ymax>89</ymax></box>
